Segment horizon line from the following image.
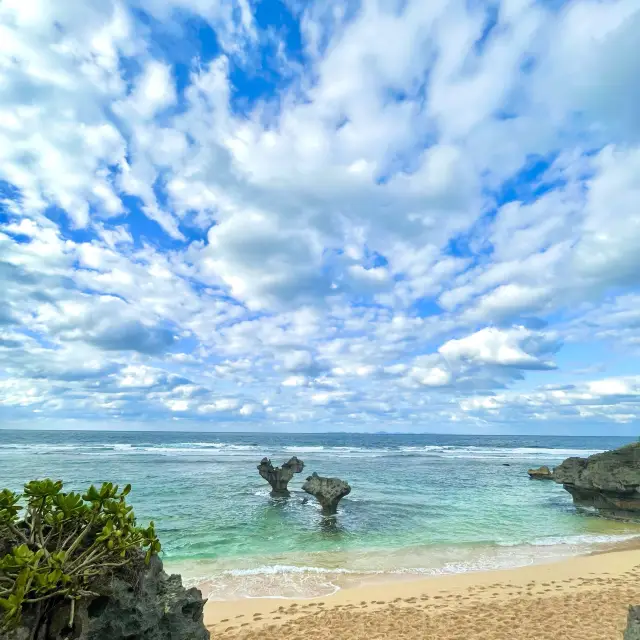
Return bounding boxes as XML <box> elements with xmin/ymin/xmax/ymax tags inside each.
<box><xmin>0</xmin><ymin>428</ymin><xmax>632</xmax><ymax>438</ymax></box>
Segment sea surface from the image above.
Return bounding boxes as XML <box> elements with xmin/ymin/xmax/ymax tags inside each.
<box><xmin>1</xmin><ymin>430</ymin><xmax>639</xmax><ymax>599</ymax></box>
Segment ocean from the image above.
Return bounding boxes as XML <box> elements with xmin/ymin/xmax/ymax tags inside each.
<box><xmin>1</xmin><ymin>430</ymin><xmax>638</xmax><ymax>600</ymax></box>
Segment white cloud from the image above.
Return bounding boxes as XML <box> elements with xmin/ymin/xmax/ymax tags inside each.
<box><xmin>458</xmin><ymin>376</ymin><xmax>640</xmax><ymax>426</ymax></box>
<box><xmin>439</xmin><ymin>326</ymin><xmax>558</xmax><ymax>370</ymax></box>
<box><xmin>2</xmin><ymin>0</ymin><xmax>640</xmax><ymax>432</ymax></box>
<box><xmin>199</xmin><ymin>212</ymin><xmax>332</xmax><ymax>309</ymax></box>
<box><xmin>121</xmin><ymin>61</ymin><xmax>176</xmax><ymax>118</ymax></box>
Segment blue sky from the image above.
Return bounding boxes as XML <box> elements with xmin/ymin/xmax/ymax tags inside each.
<box><xmin>1</xmin><ymin>0</ymin><xmax>640</xmax><ymax>434</ymax></box>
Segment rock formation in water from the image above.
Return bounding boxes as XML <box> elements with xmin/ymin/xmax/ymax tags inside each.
<box><xmin>257</xmin><ymin>456</ymin><xmax>305</xmax><ymax>496</ymax></box>
<box><xmin>528</xmin><ymin>465</ymin><xmax>554</xmax><ymax>480</ymax></box>
<box><xmin>5</xmin><ymin>554</ymin><xmax>208</xmax><ymax>640</ymax></box>
<box><xmin>553</xmin><ymin>442</ymin><xmax>640</xmax><ymax>518</ymax></box>
<box><xmin>302</xmin><ymin>472</ymin><xmax>351</xmax><ymax>515</ymax></box>
<box><xmin>625</xmin><ymin>605</ymin><xmax>640</xmax><ymax>640</ymax></box>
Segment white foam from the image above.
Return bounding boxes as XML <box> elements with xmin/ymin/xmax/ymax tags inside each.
<box><xmin>520</xmin><ymin>533</ymin><xmax>640</xmax><ymax>547</ymax></box>
<box><xmin>0</xmin><ymin>441</ymin><xmax>608</xmax><ymax>460</ymax></box>
<box><xmin>172</xmin><ymin>531</ymin><xmax>640</xmax><ymax>601</ymax></box>
<box><xmin>396</xmin><ymin>446</ymin><xmax>605</xmax><ymax>459</ymax></box>
<box><xmin>223</xmin><ymin>565</ymin><xmax>356</xmax><ymax>576</ymax></box>
<box><xmin>0</xmin><ymin>444</ymin><xmax>78</xmax><ymax>452</ymax></box>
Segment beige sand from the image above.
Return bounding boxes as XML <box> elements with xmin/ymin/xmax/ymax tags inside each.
<box><xmin>204</xmin><ymin>546</ymin><xmax>640</xmax><ymax>639</ymax></box>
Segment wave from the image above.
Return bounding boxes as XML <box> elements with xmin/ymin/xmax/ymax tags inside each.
<box><xmin>222</xmin><ymin>565</ymin><xmax>356</xmax><ymax>576</ymax></box>
<box><xmin>497</xmin><ymin>533</ymin><xmax>640</xmax><ymax>547</ymax></box>
<box><xmin>391</xmin><ymin>446</ymin><xmax>604</xmax><ymax>459</ymax></box>
<box><xmin>173</xmin><ymin>531</ymin><xmax>639</xmax><ymax>600</ymax></box>
<box><xmin>0</xmin><ymin>441</ymin><xmax>605</xmax><ymax>459</ymax></box>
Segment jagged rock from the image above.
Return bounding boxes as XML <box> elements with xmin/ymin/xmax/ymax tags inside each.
<box><xmin>554</xmin><ymin>442</ymin><xmax>640</xmax><ymax>518</ymax></box>
<box><xmin>302</xmin><ymin>472</ymin><xmax>351</xmax><ymax>515</ymax></box>
<box><xmin>257</xmin><ymin>456</ymin><xmax>304</xmax><ymax>496</ymax></box>
<box><xmin>624</xmin><ymin>605</ymin><xmax>640</xmax><ymax>639</ymax></box>
<box><xmin>3</xmin><ymin>554</ymin><xmax>208</xmax><ymax>640</ymax></box>
<box><xmin>528</xmin><ymin>465</ymin><xmax>554</xmax><ymax>480</ymax></box>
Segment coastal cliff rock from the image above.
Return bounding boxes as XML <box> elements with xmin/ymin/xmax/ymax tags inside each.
<box><xmin>528</xmin><ymin>465</ymin><xmax>554</xmax><ymax>480</ymax></box>
<box><xmin>257</xmin><ymin>456</ymin><xmax>305</xmax><ymax>496</ymax></box>
<box><xmin>624</xmin><ymin>606</ymin><xmax>640</xmax><ymax>640</ymax></box>
<box><xmin>553</xmin><ymin>442</ymin><xmax>640</xmax><ymax>518</ymax></box>
<box><xmin>4</xmin><ymin>554</ymin><xmax>208</xmax><ymax>640</ymax></box>
<box><xmin>302</xmin><ymin>472</ymin><xmax>351</xmax><ymax>515</ymax></box>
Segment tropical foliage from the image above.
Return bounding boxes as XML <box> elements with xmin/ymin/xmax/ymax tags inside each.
<box><xmin>0</xmin><ymin>479</ymin><xmax>161</xmax><ymax>632</ymax></box>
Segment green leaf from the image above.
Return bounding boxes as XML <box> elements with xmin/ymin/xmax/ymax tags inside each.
<box><xmin>0</xmin><ymin>478</ymin><xmax>161</xmax><ymax>632</ymax></box>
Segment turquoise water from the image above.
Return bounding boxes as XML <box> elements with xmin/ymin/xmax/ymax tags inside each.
<box><xmin>1</xmin><ymin>431</ymin><xmax>639</xmax><ymax>599</ymax></box>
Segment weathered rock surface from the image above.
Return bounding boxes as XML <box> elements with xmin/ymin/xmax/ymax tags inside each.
<box><xmin>528</xmin><ymin>465</ymin><xmax>554</xmax><ymax>480</ymax></box>
<box><xmin>554</xmin><ymin>442</ymin><xmax>640</xmax><ymax>518</ymax></box>
<box><xmin>3</xmin><ymin>555</ymin><xmax>208</xmax><ymax>640</ymax></box>
<box><xmin>302</xmin><ymin>472</ymin><xmax>351</xmax><ymax>515</ymax></box>
<box><xmin>624</xmin><ymin>605</ymin><xmax>640</xmax><ymax>640</ymax></box>
<box><xmin>257</xmin><ymin>456</ymin><xmax>304</xmax><ymax>496</ymax></box>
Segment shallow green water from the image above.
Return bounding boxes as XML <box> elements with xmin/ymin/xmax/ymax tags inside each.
<box><xmin>1</xmin><ymin>431</ymin><xmax>638</xmax><ymax>598</ymax></box>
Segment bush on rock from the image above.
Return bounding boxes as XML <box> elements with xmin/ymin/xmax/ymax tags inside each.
<box><xmin>0</xmin><ymin>479</ymin><xmax>161</xmax><ymax>634</ymax></box>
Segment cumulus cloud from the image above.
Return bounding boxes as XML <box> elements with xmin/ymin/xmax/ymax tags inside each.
<box><xmin>458</xmin><ymin>376</ymin><xmax>640</xmax><ymax>426</ymax></box>
<box><xmin>1</xmin><ymin>0</ymin><xmax>640</xmax><ymax>432</ymax></box>
<box><xmin>439</xmin><ymin>327</ymin><xmax>558</xmax><ymax>370</ymax></box>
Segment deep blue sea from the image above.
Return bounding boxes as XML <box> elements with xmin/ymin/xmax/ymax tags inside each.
<box><xmin>1</xmin><ymin>431</ymin><xmax>638</xmax><ymax>599</ymax></box>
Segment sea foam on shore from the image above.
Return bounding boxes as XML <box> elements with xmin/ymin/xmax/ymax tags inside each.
<box><xmin>171</xmin><ymin>532</ymin><xmax>640</xmax><ymax>600</ymax></box>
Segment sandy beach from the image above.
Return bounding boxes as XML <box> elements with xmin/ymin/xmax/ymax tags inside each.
<box><xmin>204</xmin><ymin>545</ymin><xmax>640</xmax><ymax>640</ymax></box>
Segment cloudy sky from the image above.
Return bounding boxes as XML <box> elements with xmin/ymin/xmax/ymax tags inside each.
<box><xmin>1</xmin><ymin>0</ymin><xmax>639</xmax><ymax>434</ymax></box>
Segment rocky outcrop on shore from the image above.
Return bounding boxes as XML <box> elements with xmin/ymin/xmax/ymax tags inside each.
<box><xmin>302</xmin><ymin>472</ymin><xmax>351</xmax><ymax>515</ymax></box>
<box><xmin>625</xmin><ymin>606</ymin><xmax>640</xmax><ymax>640</ymax></box>
<box><xmin>528</xmin><ymin>465</ymin><xmax>554</xmax><ymax>480</ymax></box>
<box><xmin>6</xmin><ymin>555</ymin><xmax>208</xmax><ymax>640</ymax></box>
<box><xmin>258</xmin><ymin>456</ymin><xmax>305</xmax><ymax>496</ymax></box>
<box><xmin>554</xmin><ymin>442</ymin><xmax>640</xmax><ymax>519</ymax></box>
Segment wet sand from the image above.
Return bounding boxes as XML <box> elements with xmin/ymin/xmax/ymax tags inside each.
<box><xmin>204</xmin><ymin>546</ymin><xmax>640</xmax><ymax>639</ymax></box>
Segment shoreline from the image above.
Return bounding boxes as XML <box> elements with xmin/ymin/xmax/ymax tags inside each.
<box><xmin>170</xmin><ymin>529</ymin><xmax>640</xmax><ymax>601</ymax></box>
<box><xmin>204</xmin><ymin>542</ymin><xmax>640</xmax><ymax>639</ymax></box>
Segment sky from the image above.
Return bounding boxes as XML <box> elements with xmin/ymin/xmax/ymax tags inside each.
<box><xmin>0</xmin><ymin>0</ymin><xmax>639</xmax><ymax>435</ymax></box>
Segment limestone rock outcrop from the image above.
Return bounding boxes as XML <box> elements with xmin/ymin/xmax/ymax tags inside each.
<box><xmin>4</xmin><ymin>554</ymin><xmax>208</xmax><ymax>640</ymax></box>
<box><xmin>553</xmin><ymin>442</ymin><xmax>640</xmax><ymax>518</ymax></box>
<box><xmin>528</xmin><ymin>465</ymin><xmax>554</xmax><ymax>480</ymax></box>
<box><xmin>624</xmin><ymin>605</ymin><xmax>640</xmax><ymax>640</ymax></box>
<box><xmin>257</xmin><ymin>456</ymin><xmax>304</xmax><ymax>496</ymax></box>
<box><xmin>302</xmin><ymin>472</ymin><xmax>351</xmax><ymax>515</ymax></box>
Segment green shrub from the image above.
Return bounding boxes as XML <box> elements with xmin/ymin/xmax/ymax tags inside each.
<box><xmin>0</xmin><ymin>479</ymin><xmax>161</xmax><ymax>632</ymax></box>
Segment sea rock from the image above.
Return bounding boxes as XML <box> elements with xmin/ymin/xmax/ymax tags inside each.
<box><xmin>257</xmin><ymin>456</ymin><xmax>305</xmax><ymax>496</ymax></box>
<box><xmin>528</xmin><ymin>465</ymin><xmax>554</xmax><ymax>480</ymax></box>
<box><xmin>624</xmin><ymin>605</ymin><xmax>640</xmax><ymax>640</ymax></box>
<box><xmin>4</xmin><ymin>554</ymin><xmax>208</xmax><ymax>640</ymax></box>
<box><xmin>302</xmin><ymin>472</ymin><xmax>351</xmax><ymax>515</ymax></box>
<box><xmin>553</xmin><ymin>442</ymin><xmax>640</xmax><ymax>518</ymax></box>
